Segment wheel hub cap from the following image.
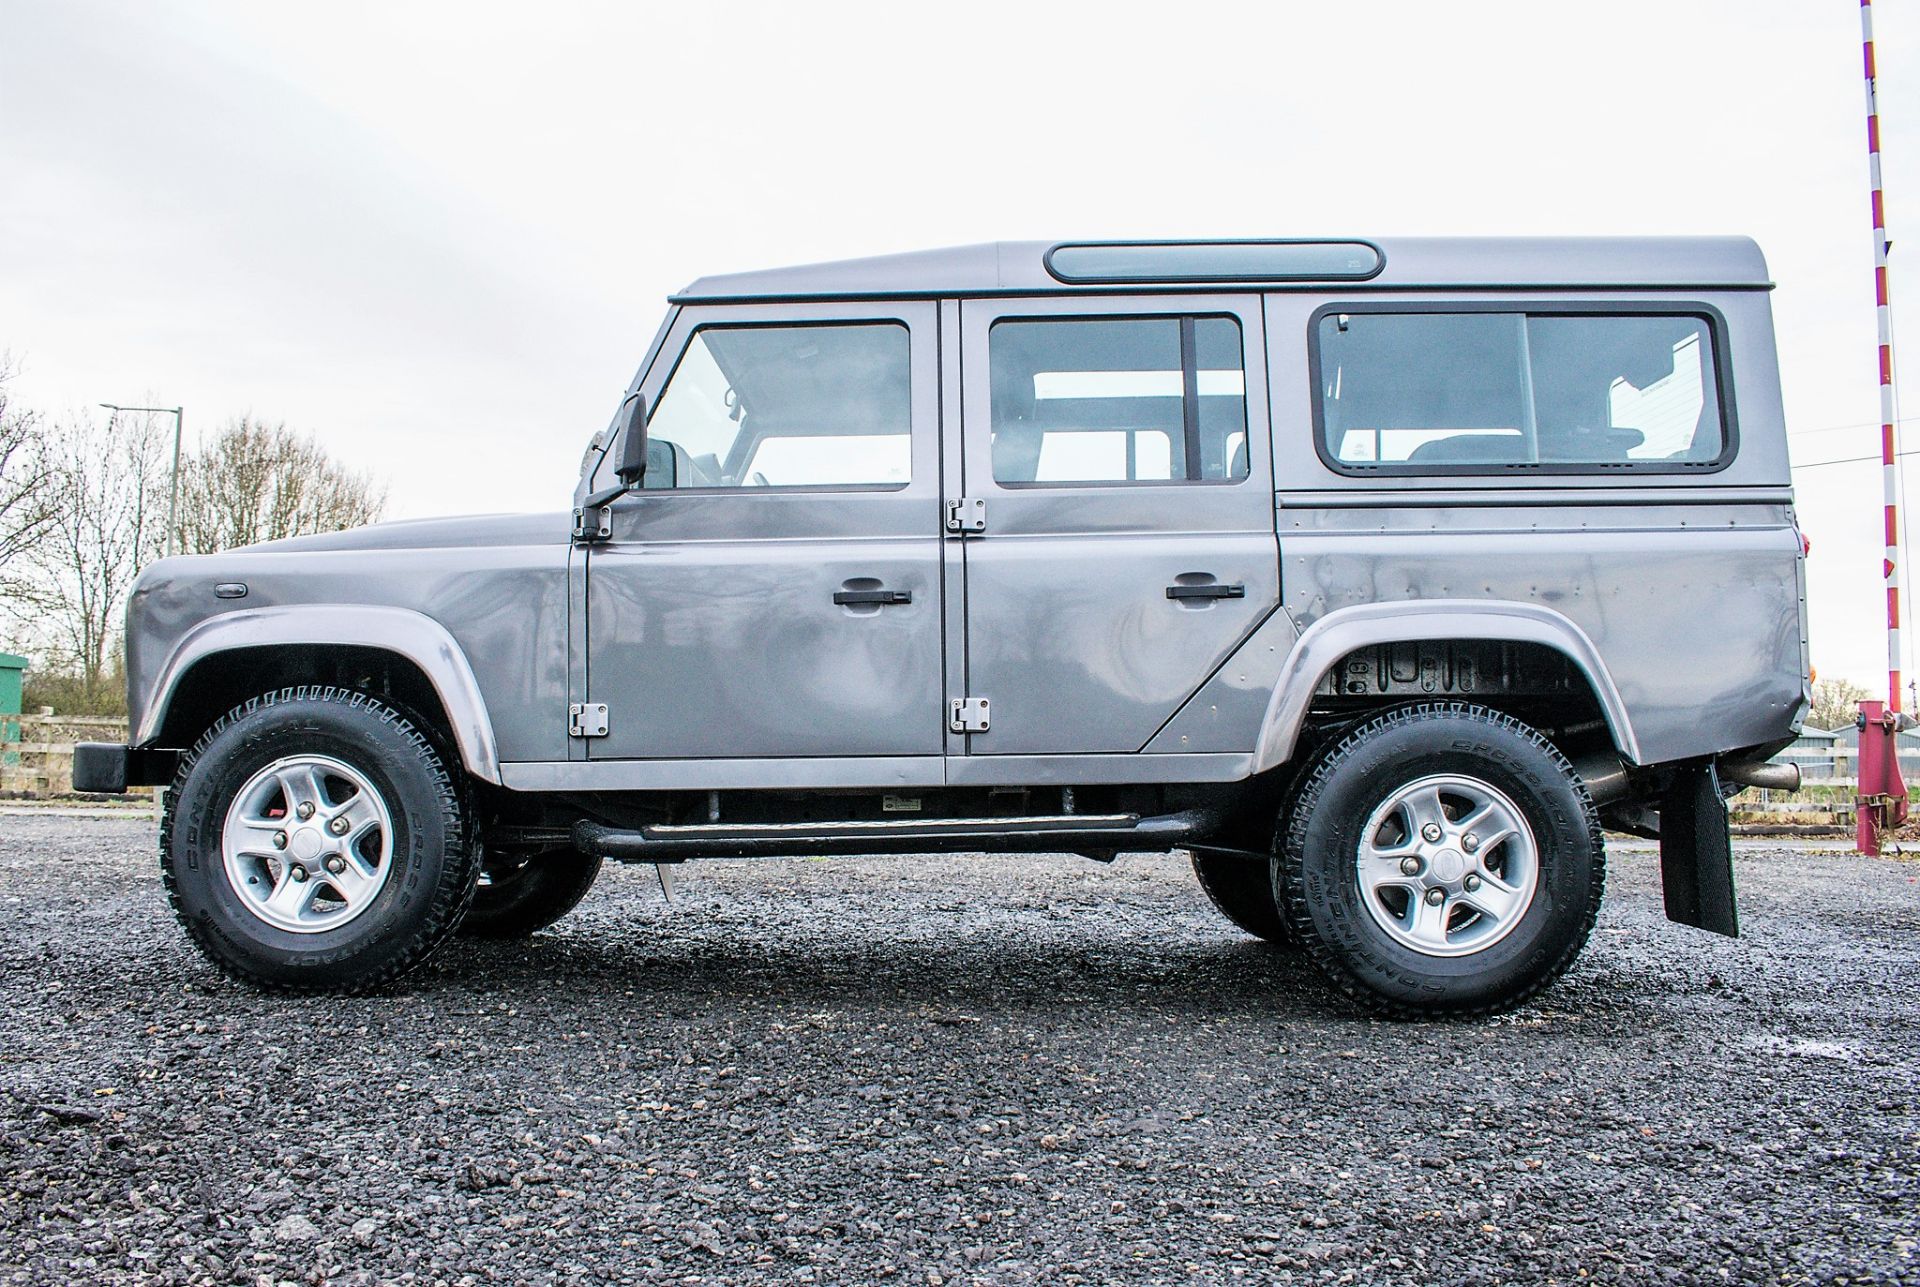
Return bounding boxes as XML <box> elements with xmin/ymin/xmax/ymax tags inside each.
<box><xmin>1355</xmin><ymin>773</ymin><xmax>1541</xmax><ymax>958</ymax></box>
<box><xmin>221</xmin><ymin>754</ymin><xmax>395</xmax><ymax>935</ymax></box>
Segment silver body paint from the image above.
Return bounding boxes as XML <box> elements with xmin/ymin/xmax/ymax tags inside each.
<box><xmin>121</xmin><ymin>238</ymin><xmax>1808</xmax><ymax>792</ymax></box>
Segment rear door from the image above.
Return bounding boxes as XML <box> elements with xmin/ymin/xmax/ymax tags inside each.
<box><xmin>956</xmin><ymin>295</ymin><xmax>1279</xmax><ymax>754</ymax></box>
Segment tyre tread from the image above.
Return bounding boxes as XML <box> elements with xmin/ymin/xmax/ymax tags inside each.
<box><xmin>1277</xmin><ymin>701</ymin><xmax>1606</xmax><ymax>1019</ymax></box>
<box><xmin>459</xmin><ymin>851</ymin><xmax>602</xmax><ymax>939</ymax></box>
<box><xmin>1191</xmin><ymin>852</ymin><xmax>1289</xmax><ymax>944</ymax></box>
<box><xmin>159</xmin><ymin>686</ymin><xmax>480</xmax><ymax>995</ymax></box>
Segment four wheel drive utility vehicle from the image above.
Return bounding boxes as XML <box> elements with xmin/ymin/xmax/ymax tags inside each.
<box><xmin>76</xmin><ymin>237</ymin><xmax>1810</xmax><ymax>1016</ymax></box>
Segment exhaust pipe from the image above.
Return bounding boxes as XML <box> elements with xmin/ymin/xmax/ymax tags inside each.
<box><xmin>1569</xmin><ymin>749</ymin><xmax>1630</xmax><ymax>804</ymax></box>
<box><xmin>1717</xmin><ymin>756</ymin><xmax>1800</xmax><ymax>792</ymax></box>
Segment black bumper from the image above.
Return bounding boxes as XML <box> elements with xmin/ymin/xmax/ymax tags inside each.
<box><xmin>71</xmin><ymin>744</ymin><xmax>178</xmax><ymax>794</ymax></box>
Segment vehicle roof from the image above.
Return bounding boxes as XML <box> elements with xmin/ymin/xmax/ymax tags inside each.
<box><xmin>672</xmin><ymin>237</ymin><xmax>1771</xmax><ymax>302</ymax></box>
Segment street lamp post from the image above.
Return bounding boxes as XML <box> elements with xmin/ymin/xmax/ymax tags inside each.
<box><xmin>99</xmin><ymin>402</ymin><xmax>184</xmax><ymax>558</ymax></box>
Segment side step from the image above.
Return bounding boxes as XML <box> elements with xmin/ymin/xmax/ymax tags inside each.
<box><xmin>572</xmin><ymin>809</ymin><xmax>1214</xmax><ymax>862</ymax></box>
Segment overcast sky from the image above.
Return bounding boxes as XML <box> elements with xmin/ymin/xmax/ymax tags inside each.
<box><xmin>3</xmin><ymin>0</ymin><xmax>1917</xmax><ymax>693</ymax></box>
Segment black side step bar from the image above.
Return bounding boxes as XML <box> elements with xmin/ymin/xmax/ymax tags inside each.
<box><xmin>573</xmin><ymin>809</ymin><xmax>1214</xmax><ymax>863</ymax></box>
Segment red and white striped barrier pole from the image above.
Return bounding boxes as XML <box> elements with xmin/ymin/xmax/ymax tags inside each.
<box><xmin>1859</xmin><ymin>0</ymin><xmax>1912</xmax><ymax>855</ymax></box>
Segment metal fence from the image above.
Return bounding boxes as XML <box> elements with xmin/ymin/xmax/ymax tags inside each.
<box><xmin>1779</xmin><ymin>728</ymin><xmax>1920</xmax><ymax>783</ymax></box>
<box><xmin>1733</xmin><ymin>744</ymin><xmax>1895</xmax><ymax>825</ymax></box>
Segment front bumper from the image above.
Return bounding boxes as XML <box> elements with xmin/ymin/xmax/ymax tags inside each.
<box><xmin>71</xmin><ymin>744</ymin><xmax>178</xmax><ymax>794</ymax></box>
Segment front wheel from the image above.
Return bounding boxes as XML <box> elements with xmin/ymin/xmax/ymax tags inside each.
<box><xmin>160</xmin><ymin>687</ymin><xmax>480</xmax><ymax>993</ymax></box>
<box><xmin>1277</xmin><ymin>703</ymin><xmax>1604</xmax><ymax>1018</ymax></box>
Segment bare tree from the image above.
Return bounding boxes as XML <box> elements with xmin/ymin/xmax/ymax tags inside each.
<box><xmin>0</xmin><ymin>358</ymin><xmax>54</xmax><ymax>602</ymax></box>
<box><xmin>30</xmin><ymin>409</ymin><xmax>169</xmax><ymax>704</ymax></box>
<box><xmin>1809</xmin><ymin>676</ymin><xmax>1872</xmax><ymax>733</ymax></box>
<box><xmin>172</xmin><ymin>417</ymin><xmax>386</xmax><ymax>555</ymax></box>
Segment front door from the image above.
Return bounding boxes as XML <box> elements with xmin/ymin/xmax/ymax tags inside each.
<box><xmin>586</xmin><ymin>301</ymin><xmax>945</xmax><ymax>760</ymax></box>
<box><xmin>957</xmin><ymin>295</ymin><xmax>1280</xmax><ymax>755</ymax></box>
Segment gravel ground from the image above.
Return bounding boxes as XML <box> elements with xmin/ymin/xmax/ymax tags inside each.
<box><xmin>1</xmin><ymin>814</ymin><xmax>1916</xmax><ymax>1287</ymax></box>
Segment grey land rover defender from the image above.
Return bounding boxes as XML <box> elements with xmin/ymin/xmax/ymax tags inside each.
<box><xmin>75</xmin><ymin>237</ymin><xmax>1809</xmax><ymax>1016</ymax></box>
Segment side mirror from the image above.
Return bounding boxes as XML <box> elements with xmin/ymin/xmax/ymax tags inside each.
<box><xmin>574</xmin><ymin>393</ymin><xmax>653</xmax><ymax>530</ymax></box>
<box><xmin>614</xmin><ymin>393</ymin><xmax>648</xmax><ymax>485</ymax></box>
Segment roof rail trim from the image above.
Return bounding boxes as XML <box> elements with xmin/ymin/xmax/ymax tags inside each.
<box><xmin>668</xmin><ymin>237</ymin><xmax>1774</xmax><ymax>302</ymax></box>
<box><xmin>669</xmin><ymin>280</ymin><xmax>1776</xmax><ymax>305</ymax></box>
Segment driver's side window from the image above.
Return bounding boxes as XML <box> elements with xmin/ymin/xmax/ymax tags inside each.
<box><xmin>642</xmin><ymin>322</ymin><xmax>911</xmax><ymax>490</ymax></box>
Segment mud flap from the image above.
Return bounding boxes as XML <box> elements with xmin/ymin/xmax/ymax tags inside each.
<box><xmin>1658</xmin><ymin>762</ymin><xmax>1738</xmax><ymax>938</ymax></box>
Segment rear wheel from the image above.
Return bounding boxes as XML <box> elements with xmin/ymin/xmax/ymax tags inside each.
<box><xmin>160</xmin><ymin>687</ymin><xmax>479</xmax><ymax>993</ymax></box>
<box><xmin>1278</xmin><ymin>703</ymin><xmax>1604</xmax><ymax>1017</ymax></box>
<box><xmin>459</xmin><ymin>849</ymin><xmax>602</xmax><ymax>938</ymax></box>
<box><xmin>1190</xmin><ymin>852</ymin><xmax>1290</xmax><ymax>944</ymax></box>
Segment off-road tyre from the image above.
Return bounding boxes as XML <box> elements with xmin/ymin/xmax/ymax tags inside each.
<box><xmin>459</xmin><ymin>850</ymin><xmax>602</xmax><ymax>938</ymax></box>
<box><xmin>160</xmin><ymin>687</ymin><xmax>480</xmax><ymax>993</ymax></box>
<box><xmin>1191</xmin><ymin>852</ymin><xmax>1290</xmax><ymax>944</ymax></box>
<box><xmin>1277</xmin><ymin>703</ymin><xmax>1605</xmax><ymax>1018</ymax></box>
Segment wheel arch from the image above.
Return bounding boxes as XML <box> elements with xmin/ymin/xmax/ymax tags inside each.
<box><xmin>1251</xmin><ymin>600</ymin><xmax>1640</xmax><ymax>774</ymax></box>
<box><xmin>136</xmin><ymin>605</ymin><xmax>502</xmax><ymax>784</ymax></box>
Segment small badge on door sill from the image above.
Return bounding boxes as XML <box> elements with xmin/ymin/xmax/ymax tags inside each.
<box><xmin>882</xmin><ymin>795</ymin><xmax>923</xmax><ymax>813</ymax></box>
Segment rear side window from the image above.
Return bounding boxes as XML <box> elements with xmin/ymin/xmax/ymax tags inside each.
<box><xmin>1314</xmin><ymin>311</ymin><xmax>1727</xmax><ymax>471</ymax></box>
<box><xmin>988</xmin><ymin>315</ymin><xmax>1249</xmax><ymax>485</ymax></box>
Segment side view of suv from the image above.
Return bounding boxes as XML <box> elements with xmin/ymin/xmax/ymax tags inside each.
<box><xmin>76</xmin><ymin>237</ymin><xmax>1809</xmax><ymax>1016</ymax></box>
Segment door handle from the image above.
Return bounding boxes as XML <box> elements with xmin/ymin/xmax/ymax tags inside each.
<box><xmin>834</xmin><ymin>588</ymin><xmax>913</xmax><ymax>606</ymax></box>
<box><xmin>1165</xmin><ymin>583</ymin><xmax>1245</xmax><ymax>601</ymax></box>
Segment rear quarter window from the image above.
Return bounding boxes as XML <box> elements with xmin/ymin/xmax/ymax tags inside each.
<box><xmin>1312</xmin><ymin>308</ymin><xmax>1732</xmax><ymax>473</ymax></box>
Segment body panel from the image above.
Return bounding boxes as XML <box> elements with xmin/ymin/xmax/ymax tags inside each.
<box><xmin>501</xmin><ymin>755</ymin><xmax>946</xmax><ymax>792</ymax></box>
<box><xmin>954</xmin><ymin>293</ymin><xmax>1283</xmax><ymax>754</ymax></box>
<box><xmin>1248</xmin><ymin>598</ymin><xmax>1640</xmax><ymax>771</ymax></box>
<box><xmin>134</xmin><ymin>604</ymin><xmax>503</xmax><ymax>781</ymax></box>
<box><xmin>1253</xmin><ymin>285</ymin><xmax>1804</xmax><ymax>767</ymax></box>
<box><xmin>1144</xmin><ymin>605</ymin><xmax>1301</xmax><ymax>755</ymax></box>
<box><xmin>583</xmin><ymin>299</ymin><xmax>947</xmax><ymax>761</ymax></box>
<box><xmin>1269</xmin><ymin>511</ymin><xmax>1803</xmax><ymax>766</ymax></box>
<box><xmin>496</xmin><ymin>750</ymin><xmax>1252</xmax><ymax>791</ymax></box>
<box><xmin>125</xmin><ymin>517</ymin><xmax>572</xmax><ymax>768</ymax></box>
